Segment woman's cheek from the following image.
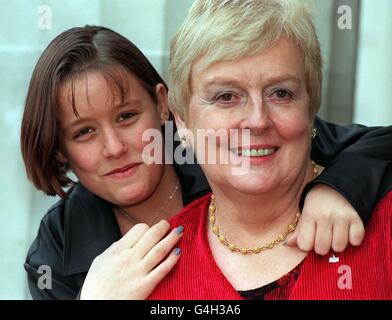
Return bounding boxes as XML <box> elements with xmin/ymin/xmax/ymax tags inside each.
<box><xmin>275</xmin><ymin>109</ymin><xmax>311</xmax><ymax>142</ymax></box>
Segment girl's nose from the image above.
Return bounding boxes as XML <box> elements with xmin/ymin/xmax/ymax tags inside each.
<box><xmin>102</xmin><ymin>130</ymin><xmax>128</xmax><ymax>159</ymax></box>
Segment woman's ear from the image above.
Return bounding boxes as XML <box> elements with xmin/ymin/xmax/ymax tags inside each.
<box><xmin>155</xmin><ymin>84</ymin><xmax>170</xmax><ymax>126</ymax></box>
<box><xmin>173</xmin><ymin>111</ymin><xmax>186</xmax><ymax>131</ymax></box>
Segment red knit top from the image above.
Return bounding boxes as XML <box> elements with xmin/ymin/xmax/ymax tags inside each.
<box><xmin>148</xmin><ymin>192</ymin><xmax>392</xmax><ymax>300</ymax></box>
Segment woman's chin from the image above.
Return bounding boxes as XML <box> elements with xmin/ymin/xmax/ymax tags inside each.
<box><xmin>230</xmin><ymin>179</ymin><xmax>277</xmax><ymax>196</ymax></box>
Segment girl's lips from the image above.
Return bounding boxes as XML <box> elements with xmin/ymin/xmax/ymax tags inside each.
<box><xmin>106</xmin><ymin>163</ymin><xmax>141</xmax><ymax>179</ymax></box>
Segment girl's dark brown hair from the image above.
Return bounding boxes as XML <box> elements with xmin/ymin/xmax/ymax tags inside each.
<box><xmin>21</xmin><ymin>26</ymin><xmax>167</xmax><ymax>198</ymax></box>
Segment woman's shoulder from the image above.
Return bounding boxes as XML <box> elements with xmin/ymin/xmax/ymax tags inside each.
<box><xmin>169</xmin><ymin>192</ymin><xmax>212</xmax><ymax>227</ymax></box>
<box><xmin>374</xmin><ymin>190</ymin><xmax>392</xmax><ymax>209</ymax></box>
<box><xmin>365</xmin><ymin>190</ymin><xmax>392</xmax><ymax>245</ymax></box>
<box><xmin>372</xmin><ymin>190</ymin><xmax>392</xmax><ymax>221</ymax></box>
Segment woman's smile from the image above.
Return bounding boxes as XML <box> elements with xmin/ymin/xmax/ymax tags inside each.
<box><xmin>230</xmin><ymin>145</ymin><xmax>280</xmax><ymax>165</ymax></box>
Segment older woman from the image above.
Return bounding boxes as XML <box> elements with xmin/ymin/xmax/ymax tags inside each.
<box><xmin>148</xmin><ymin>0</ymin><xmax>392</xmax><ymax>299</ymax></box>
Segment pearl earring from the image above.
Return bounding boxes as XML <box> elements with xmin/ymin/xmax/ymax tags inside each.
<box><xmin>180</xmin><ymin>135</ymin><xmax>191</xmax><ymax>148</ymax></box>
<box><xmin>311</xmin><ymin>127</ymin><xmax>317</xmax><ymax>139</ymax></box>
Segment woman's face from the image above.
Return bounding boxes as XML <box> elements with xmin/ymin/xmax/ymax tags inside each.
<box><xmin>57</xmin><ymin>69</ymin><xmax>168</xmax><ymax>206</ymax></box>
<box><xmin>181</xmin><ymin>36</ymin><xmax>313</xmax><ymax>195</ymax></box>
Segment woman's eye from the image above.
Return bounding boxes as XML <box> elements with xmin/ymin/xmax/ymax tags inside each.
<box><xmin>73</xmin><ymin>128</ymin><xmax>93</xmax><ymax>139</ymax></box>
<box><xmin>215</xmin><ymin>92</ymin><xmax>242</xmax><ymax>105</ymax></box>
<box><xmin>118</xmin><ymin>112</ymin><xmax>135</xmax><ymax>122</ymax></box>
<box><xmin>271</xmin><ymin>89</ymin><xmax>293</xmax><ymax>100</ymax></box>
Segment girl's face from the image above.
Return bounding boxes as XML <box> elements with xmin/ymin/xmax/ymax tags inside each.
<box><xmin>57</xmin><ymin>69</ymin><xmax>169</xmax><ymax>206</ymax></box>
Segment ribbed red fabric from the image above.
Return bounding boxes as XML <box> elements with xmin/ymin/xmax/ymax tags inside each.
<box><xmin>148</xmin><ymin>192</ymin><xmax>392</xmax><ymax>300</ymax></box>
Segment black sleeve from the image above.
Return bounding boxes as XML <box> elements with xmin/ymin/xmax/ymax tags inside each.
<box><xmin>24</xmin><ymin>208</ymin><xmax>80</xmax><ymax>300</ymax></box>
<box><xmin>301</xmin><ymin>117</ymin><xmax>392</xmax><ymax>225</ymax></box>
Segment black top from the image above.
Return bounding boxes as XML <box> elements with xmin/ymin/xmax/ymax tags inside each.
<box><xmin>24</xmin><ymin>117</ymin><xmax>392</xmax><ymax>299</ymax></box>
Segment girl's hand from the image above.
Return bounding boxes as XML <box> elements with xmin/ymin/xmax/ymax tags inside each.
<box><xmin>286</xmin><ymin>184</ymin><xmax>365</xmax><ymax>255</ymax></box>
<box><xmin>80</xmin><ymin>220</ymin><xmax>183</xmax><ymax>299</ymax></box>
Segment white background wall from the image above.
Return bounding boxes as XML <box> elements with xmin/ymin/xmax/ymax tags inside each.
<box><xmin>354</xmin><ymin>0</ymin><xmax>392</xmax><ymax>125</ymax></box>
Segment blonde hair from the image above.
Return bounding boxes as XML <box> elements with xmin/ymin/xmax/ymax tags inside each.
<box><xmin>169</xmin><ymin>0</ymin><xmax>322</xmax><ymax>119</ymax></box>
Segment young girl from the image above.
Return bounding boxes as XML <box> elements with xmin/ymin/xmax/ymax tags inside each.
<box><xmin>21</xmin><ymin>26</ymin><xmax>392</xmax><ymax>299</ymax></box>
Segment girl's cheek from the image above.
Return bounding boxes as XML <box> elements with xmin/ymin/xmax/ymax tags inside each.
<box><xmin>132</xmin><ymin>116</ymin><xmax>163</xmax><ymax>150</ymax></box>
<box><xmin>65</xmin><ymin>143</ymin><xmax>100</xmax><ymax>172</ymax></box>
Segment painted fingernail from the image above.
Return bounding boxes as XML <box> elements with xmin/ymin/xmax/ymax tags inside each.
<box><xmin>175</xmin><ymin>226</ymin><xmax>184</xmax><ymax>234</ymax></box>
<box><xmin>174</xmin><ymin>248</ymin><xmax>181</xmax><ymax>256</ymax></box>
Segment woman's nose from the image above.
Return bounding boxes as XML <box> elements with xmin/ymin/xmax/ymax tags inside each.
<box><xmin>241</xmin><ymin>97</ymin><xmax>270</xmax><ymax>133</ymax></box>
<box><xmin>102</xmin><ymin>129</ymin><xmax>128</xmax><ymax>158</ymax></box>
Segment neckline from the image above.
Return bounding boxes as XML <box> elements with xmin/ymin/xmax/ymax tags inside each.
<box><xmin>199</xmin><ymin>193</ymin><xmax>310</xmax><ymax>298</ymax></box>
<box><xmin>237</xmin><ymin>259</ymin><xmax>304</xmax><ymax>298</ymax></box>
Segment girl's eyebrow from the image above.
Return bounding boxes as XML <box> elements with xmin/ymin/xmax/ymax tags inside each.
<box><xmin>113</xmin><ymin>99</ymin><xmax>141</xmax><ymax>109</ymax></box>
<box><xmin>113</xmin><ymin>101</ymin><xmax>130</xmax><ymax>109</ymax></box>
<box><xmin>64</xmin><ymin>100</ymin><xmax>139</xmax><ymax>131</ymax></box>
<box><xmin>63</xmin><ymin>116</ymin><xmax>91</xmax><ymax>132</ymax></box>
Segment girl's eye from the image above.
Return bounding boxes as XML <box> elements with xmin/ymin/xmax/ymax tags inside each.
<box><xmin>118</xmin><ymin>112</ymin><xmax>136</xmax><ymax>122</ymax></box>
<box><xmin>73</xmin><ymin>127</ymin><xmax>93</xmax><ymax>139</ymax></box>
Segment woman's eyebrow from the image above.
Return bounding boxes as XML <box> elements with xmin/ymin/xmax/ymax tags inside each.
<box><xmin>200</xmin><ymin>75</ymin><xmax>301</xmax><ymax>89</ymax></box>
<box><xmin>201</xmin><ymin>78</ymin><xmax>241</xmax><ymax>90</ymax></box>
<box><xmin>265</xmin><ymin>76</ymin><xmax>301</xmax><ymax>85</ymax></box>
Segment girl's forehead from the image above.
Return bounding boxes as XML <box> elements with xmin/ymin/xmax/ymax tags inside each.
<box><xmin>57</xmin><ymin>69</ymin><xmax>133</xmax><ymax>117</ymax></box>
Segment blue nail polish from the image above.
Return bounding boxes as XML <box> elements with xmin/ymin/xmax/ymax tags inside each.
<box><xmin>175</xmin><ymin>226</ymin><xmax>184</xmax><ymax>234</ymax></box>
<box><xmin>174</xmin><ymin>248</ymin><xmax>181</xmax><ymax>256</ymax></box>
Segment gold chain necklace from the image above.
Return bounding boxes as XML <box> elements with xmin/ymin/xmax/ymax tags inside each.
<box><xmin>209</xmin><ymin>161</ymin><xmax>321</xmax><ymax>254</ymax></box>
<box><xmin>116</xmin><ymin>182</ymin><xmax>180</xmax><ymax>226</ymax></box>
